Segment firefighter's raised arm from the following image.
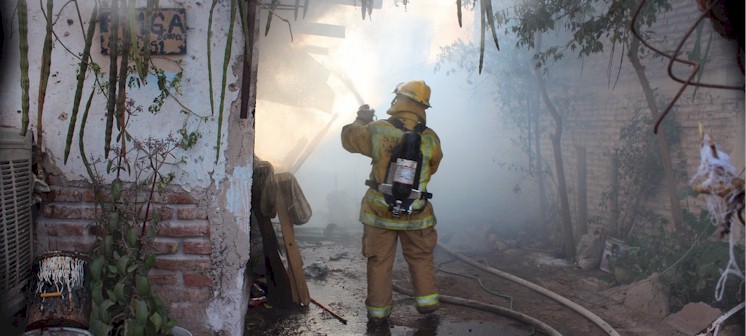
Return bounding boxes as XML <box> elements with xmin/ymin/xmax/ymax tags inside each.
<box><xmin>341</xmin><ymin>104</ymin><xmax>376</xmax><ymax>156</ymax></box>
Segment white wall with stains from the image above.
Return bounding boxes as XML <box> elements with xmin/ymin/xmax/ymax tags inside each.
<box><xmin>0</xmin><ymin>1</ymin><xmax>256</xmax><ymax>335</ymax></box>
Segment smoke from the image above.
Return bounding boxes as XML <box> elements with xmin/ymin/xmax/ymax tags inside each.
<box><xmin>255</xmin><ymin>1</ymin><xmax>533</xmax><ymax>234</ymax></box>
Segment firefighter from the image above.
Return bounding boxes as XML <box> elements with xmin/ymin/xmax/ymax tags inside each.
<box><xmin>341</xmin><ymin>80</ymin><xmax>443</xmax><ymax>327</ymax></box>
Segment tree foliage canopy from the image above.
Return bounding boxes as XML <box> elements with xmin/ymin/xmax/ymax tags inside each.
<box><xmin>498</xmin><ymin>0</ymin><xmax>671</xmax><ymax>69</ymax></box>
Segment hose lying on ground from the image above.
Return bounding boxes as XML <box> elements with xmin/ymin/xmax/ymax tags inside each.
<box><xmin>436</xmin><ymin>241</ymin><xmax>621</xmax><ymax>336</ymax></box>
<box><xmin>391</xmin><ymin>283</ymin><xmax>563</xmax><ymax>336</ymax></box>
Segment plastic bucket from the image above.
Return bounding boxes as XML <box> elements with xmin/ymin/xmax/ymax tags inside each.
<box><xmin>172</xmin><ymin>326</ymin><xmax>193</xmax><ymax>336</ymax></box>
<box><xmin>25</xmin><ymin>252</ymin><xmax>90</xmax><ymax>331</ymax></box>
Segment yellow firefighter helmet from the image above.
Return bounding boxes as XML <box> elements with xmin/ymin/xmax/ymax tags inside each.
<box><xmin>393</xmin><ymin>80</ymin><xmax>431</xmax><ymax>108</ymax></box>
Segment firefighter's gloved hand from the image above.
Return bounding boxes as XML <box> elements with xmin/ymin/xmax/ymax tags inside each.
<box><xmin>356</xmin><ymin>104</ymin><xmax>375</xmax><ymax>123</ymax></box>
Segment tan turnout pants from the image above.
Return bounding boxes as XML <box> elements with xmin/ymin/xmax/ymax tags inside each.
<box><xmin>362</xmin><ymin>225</ymin><xmax>439</xmax><ymax>318</ymax></box>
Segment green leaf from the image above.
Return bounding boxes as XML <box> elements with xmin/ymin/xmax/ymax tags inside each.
<box><xmin>132</xmin><ymin>325</ymin><xmax>144</xmax><ymax>336</ymax></box>
<box><xmin>90</xmin><ymin>301</ymin><xmax>99</xmax><ymax>322</ymax></box>
<box><xmin>165</xmin><ymin>319</ymin><xmax>177</xmax><ymax>330</ymax></box>
<box><xmin>98</xmin><ymin>299</ymin><xmax>115</xmax><ymax>322</ymax></box>
<box><xmin>144</xmin><ymin>254</ymin><xmax>156</xmax><ymax>270</ymax></box>
<box><xmin>695</xmin><ymin>278</ymin><xmax>706</xmax><ymax>291</ymax></box>
<box><xmin>149</xmin><ymin>312</ymin><xmax>163</xmax><ymax>330</ymax></box>
<box><xmin>91</xmin><ymin>281</ymin><xmax>104</xmax><ymax>305</ymax></box>
<box><xmin>117</xmin><ymin>255</ymin><xmax>130</xmax><ymax>275</ymax></box>
<box><xmin>127</xmin><ymin>263</ymin><xmax>138</xmax><ymax>273</ymax></box>
<box><xmin>104</xmin><ymin>236</ymin><xmax>114</xmax><ymax>258</ymax></box>
<box><xmin>90</xmin><ymin>318</ymin><xmax>113</xmax><ymax>336</ymax></box>
<box><xmin>135</xmin><ymin>299</ymin><xmax>149</xmax><ymax>324</ymax></box>
<box><xmin>114</xmin><ymin>282</ymin><xmax>126</xmax><ymax>301</ymax></box>
<box><xmin>106</xmin><ymin>212</ymin><xmax>120</xmax><ymax>232</ymax></box>
<box><xmin>126</xmin><ymin>227</ymin><xmax>138</xmax><ymax>248</ymax></box>
<box><xmin>136</xmin><ymin>275</ymin><xmax>150</xmax><ymax>297</ymax></box>
<box><xmin>90</xmin><ymin>256</ymin><xmax>104</xmax><ymax>281</ymax></box>
<box><xmin>125</xmin><ymin>318</ymin><xmax>138</xmax><ymax>336</ymax></box>
<box><xmin>112</xmin><ymin>178</ymin><xmax>123</xmax><ymax>201</ymax></box>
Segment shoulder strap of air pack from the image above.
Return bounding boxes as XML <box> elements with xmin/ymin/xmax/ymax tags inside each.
<box><xmin>386</xmin><ymin>117</ymin><xmax>427</xmax><ymax>133</ymax></box>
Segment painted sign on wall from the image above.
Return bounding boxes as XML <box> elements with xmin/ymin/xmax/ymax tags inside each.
<box><xmin>100</xmin><ymin>8</ymin><xmax>187</xmax><ymax>55</ymax></box>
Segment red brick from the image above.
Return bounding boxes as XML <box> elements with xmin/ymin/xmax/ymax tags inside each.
<box><xmin>158</xmin><ymin>221</ymin><xmax>210</xmax><ymax>238</ymax></box>
<box><xmin>42</xmin><ymin>188</ymin><xmax>83</xmax><ymax>202</ymax></box>
<box><xmin>82</xmin><ymin>191</ymin><xmax>96</xmax><ymax>203</ymax></box>
<box><xmin>177</xmin><ymin>208</ymin><xmax>208</xmax><ymax>220</ymax></box>
<box><xmin>80</xmin><ymin>207</ymin><xmax>102</xmax><ymax>220</ymax></box>
<box><xmin>155</xmin><ymin>256</ymin><xmax>211</xmax><ymax>272</ymax></box>
<box><xmin>139</xmin><ymin>205</ymin><xmax>173</xmax><ymax>221</ymax></box>
<box><xmin>183</xmin><ymin>273</ymin><xmax>213</xmax><ymax>288</ymax></box>
<box><xmin>48</xmin><ymin>238</ymin><xmax>93</xmax><ymax>253</ymax></box>
<box><xmin>87</xmin><ymin>224</ymin><xmax>107</xmax><ymax>236</ymax></box>
<box><xmin>39</xmin><ymin>222</ymin><xmax>86</xmax><ymax>236</ymax></box>
<box><xmin>42</xmin><ymin>205</ymin><xmax>82</xmax><ymax>219</ymax></box>
<box><xmin>148</xmin><ymin>272</ymin><xmax>179</xmax><ymax>285</ymax></box>
<box><xmin>158</xmin><ymin>192</ymin><xmax>196</xmax><ymax>205</ymax></box>
<box><xmin>81</xmin><ymin>190</ymin><xmax>112</xmax><ymax>203</ymax></box>
<box><xmin>183</xmin><ymin>239</ymin><xmax>212</xmax><ymax>255</ymax></box>
<box><xmin>151</xmin><ymin>238</ymin><xmax>179</xmax><ymax>255</ymax></box>
<box><xmin>152</xmin><ymin>286</ymin><xmax>212</xmax><ymax>303</ymax></box>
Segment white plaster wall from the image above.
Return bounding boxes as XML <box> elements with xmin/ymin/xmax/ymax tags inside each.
<box><xmin>0</xmin><ymin>0</ymin><xmax>241</xmax><ymax>189</ymax></box>
<box><xmin>1</xmin><ymin>2</ymin><xmax>254</xmax><ymax>335</ymax></box>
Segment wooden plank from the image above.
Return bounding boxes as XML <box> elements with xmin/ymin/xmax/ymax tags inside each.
<box><xmin>251</xmin><ymin>159</ymin><xmax>292</xmax><ymax>308</ymax></box>
<box><xmin>276</xmin><ymin>191</ymin><xmax>311</xmax><ymax>306</ymax></box>
<box><xmin>253</xmin><ymin>211</ymin><xmax>293</xmax><ymax>309</ymax></box>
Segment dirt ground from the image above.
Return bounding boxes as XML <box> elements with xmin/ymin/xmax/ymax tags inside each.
<box><xmin>244</xmin><ymin>224</ymin><xmax>740</xmax><ymax>336</ymax></box>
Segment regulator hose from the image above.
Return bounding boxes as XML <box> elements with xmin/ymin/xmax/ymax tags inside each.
<box><xmin>391</xmin><ymin>283</ymin><xmax>563</xmax><ymax>336</ymax></box>
<box><xmin>436</xmin><ymin>241</ymin><xmax>621</xmax><ymax>336</ymax></box>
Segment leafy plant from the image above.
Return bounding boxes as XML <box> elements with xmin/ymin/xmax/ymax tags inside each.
<box><xmin>25</xmin><ymin>1</ymin><xmax>203</xmax><ymax>334</ymax></box>
<box><xmin>602</xmin><ymin>104</ymin><xmax>682</xmax><ymax>239</ymax></box>
<box><xmin>609</xmin><ymin>208</ymin><xmax>744</xmax><ymax>312</ymax></box>
<box><xmin>86</xmin><ymin>136</ymin><xmax>182</xmax><ymax>336</ymax></box>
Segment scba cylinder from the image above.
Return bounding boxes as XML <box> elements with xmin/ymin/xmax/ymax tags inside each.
<box><xmin>391</xmin><ymin>131</ymin><xmax>421</xmax><ymax>201</ymax></box>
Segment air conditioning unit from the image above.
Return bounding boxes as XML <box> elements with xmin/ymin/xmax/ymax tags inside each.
<box><xmin>0</xmin><ymin>128</ymin><xmax>34</xmax><ymax>317</ymax></box>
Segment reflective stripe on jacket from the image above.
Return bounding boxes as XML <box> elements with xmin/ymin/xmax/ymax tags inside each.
<box><xmin>341</xmin><ymin>113</ymin><xmax>443</xmax><ymax>230</ymax></box>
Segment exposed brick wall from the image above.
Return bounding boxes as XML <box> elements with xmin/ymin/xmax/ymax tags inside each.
<box><xmin>541</xmin><ymin>90</ymin><xmax>742</xmax><ymax>237</ymax></box>
<box><xmin>34</xmin><ymin>174</ymin><xmax>215</xmax><ymax>335</ymax></box>
<box><xmin>532</xmin><ymin>2</ymin><xmax>744</xmax><ymax>242</ymax></box>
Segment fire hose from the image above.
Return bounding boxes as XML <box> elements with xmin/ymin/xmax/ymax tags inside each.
<box><xmin>391</xmin><ymin>283</ymin><xmax>562</xmax><ymax>336</ymax></box>
<box><xmin>431</xmin><ymin>241</ymin><xmax>621</xmax><ymax>336</ymax></box>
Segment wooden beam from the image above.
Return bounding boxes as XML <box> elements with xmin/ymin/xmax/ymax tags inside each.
<box><xmin>276</xmin><ymin>182</ymin><xmax>311</xmax><ymax>306</ymax></box>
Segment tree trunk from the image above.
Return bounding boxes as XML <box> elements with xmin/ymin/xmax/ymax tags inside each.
<box><xmin>532</xmin><ymin>89</ymin><xmax>549</xmax><ymax>241</ymax></box>
<box><xmin>627</xmin><ymin>37</ymin><xmax>685</xmax><ymax>233</ymax></box>
<box><xmin>535</xmin><ymin>73</ymin><xmax>575</xmax><ymax>260</ymax></box>
<box><xmin>576</xmin><ymin>145</ymin><xmax>588</xmax><ymax>237</ymax></box>
<box><xmin>609</xmin><ymin>153</ymin><xmax>621</xmax><ymax>237</ymax></box>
